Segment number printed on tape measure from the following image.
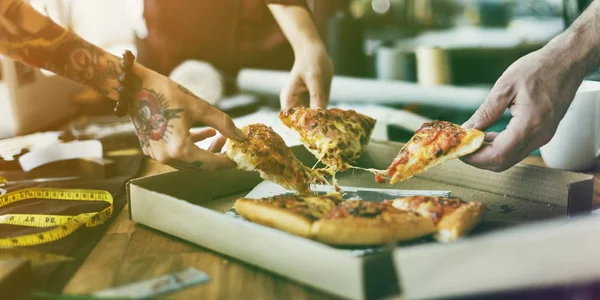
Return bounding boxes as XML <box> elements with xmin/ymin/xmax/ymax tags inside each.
<box><xmin>0</xmin><ymin>188</ymin><xmax>113</xmax><ymax>248</ymax></box>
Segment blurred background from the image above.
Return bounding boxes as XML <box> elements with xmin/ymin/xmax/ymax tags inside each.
<box><xmin>0</xmin><ymin>0</ymin><xmax>590</xmax><ymax>146</ymax></box>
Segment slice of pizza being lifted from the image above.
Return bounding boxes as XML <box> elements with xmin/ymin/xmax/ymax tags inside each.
<box><xmin>311</xmin><ymin>200</ymin><xmax>436</xmax><ymax>246</ymax></box>
<box><xmin>278</xmin><ymin>107</ymin><xmax>376</xmax><ymax>173</ymax></box>
<box><xmin>224</xmin><ymin>123</ymin><xmax>326</xmax><ymax>195</ymax></box>
<box><xmin>234</xmin><ymin>194</ymin><xmax>343</xmax><ymax>238</ymax></box>
<box><xmin>386</xmin><ymin>120</ymin><xmax>485</xmax><ymax>184</ymax></box>
<box><xmin>387</xmin><ymin>196</ymin><xmax>486</xmax><ymax>242</ymax></box>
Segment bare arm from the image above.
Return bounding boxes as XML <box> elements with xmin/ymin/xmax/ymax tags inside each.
<box><xmin>0</xmin><ymin>0</ymin><xmax>245</xmax><ymax>171</ymax></box>
<box><xmin>462</xmin><ymin>0</ymin><xmax>600</xmax><ymax>171</ymax></box>
<box><xmin>267</xmin><ymin>3</ymin><xmax>333</xmax><ymax>109</ymax></box>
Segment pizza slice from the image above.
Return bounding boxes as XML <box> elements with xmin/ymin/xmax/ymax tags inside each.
<box><xmin>278</xmin><ymin>107</ymin><xmax>376</xmax><ymax>172</ymax></box>
<box><xmin>388</xmin><ymin>196</ymin><xmax>486</xmax><ymax>242</ymax></box>
<box><xmin>234</xmin><ymin>194</ymin><xmax>343</xmax><ymax>238</ymax></box>
<box><xmin>386</xmin><ymin>120</ymin><xmax>484</xmax><ymax>184</ymax></box>
<box><xmin>311</xmin><ymin>200</ymin><xmax>436</xmax><ymax>246</ymax></box>
<box><xmin>224</xmin><ymin>123</ymin><xmax>326</xmax><ymax>195</ymax></box>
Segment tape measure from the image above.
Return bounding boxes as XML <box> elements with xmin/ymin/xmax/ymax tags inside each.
<box><xmin>0</xmin><ymin>186</ymin><xmax>113</xmax><ymax>248</ymax></box>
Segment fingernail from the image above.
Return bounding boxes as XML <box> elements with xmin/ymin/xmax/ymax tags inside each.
<box><xmin>462</xmin><ymin>121</ymin><xmax>474</xmax><ymax>129</ymax></box>
<box><xmin>235</xmin><ymin>128</ymin><xmax>246</xmax><ymax>140</ymax></box>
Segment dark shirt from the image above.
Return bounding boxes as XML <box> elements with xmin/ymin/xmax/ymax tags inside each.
<box><xmin>138</xmin><ymin>0</ymin><xmax>308</xmax><ymax>76</ymax></box>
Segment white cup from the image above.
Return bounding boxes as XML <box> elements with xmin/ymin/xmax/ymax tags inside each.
<box><xmin>540</xmin><ymin>80</ymin><xmax>600</xmax><ymax>171</ymax></box>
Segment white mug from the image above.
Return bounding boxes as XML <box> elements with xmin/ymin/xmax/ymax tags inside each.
<box><xmin>540</xmin><ymin>80</ymin><xmax>600</xmax><ymax>171</ymax></box>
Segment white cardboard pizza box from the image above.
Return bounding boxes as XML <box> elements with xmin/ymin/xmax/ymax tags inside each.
<box><xmin>355</xmin><ymin>142</ymin><xmax>597</xmax><ymax>299</ymax></box>
<box><xmin>127</xmin><ymin>141</ymin><xmax>594</xmax><ymax>300</ymax></box>
<box><xmin>393</xmin><ymin>213</ymin><xmax>600</xmax><ymax>299</ymax></box>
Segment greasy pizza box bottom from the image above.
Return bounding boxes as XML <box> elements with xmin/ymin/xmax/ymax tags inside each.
<box><xmin>127</xmin><ymin>141</ymin><xmax>594</xmax><ymax>300</ymax></box>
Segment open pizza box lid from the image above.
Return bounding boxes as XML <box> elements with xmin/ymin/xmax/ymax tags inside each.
<box><xmin>127</xmin><ymin>140</ymin><xmax>594</xmax><ymax>300</ymax></box>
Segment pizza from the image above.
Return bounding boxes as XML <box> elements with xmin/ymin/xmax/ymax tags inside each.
<box><xmin>278</xmin><ymin>107</ymin><xmax>376</xmax><ymax>172</ymax></box>
<box><xmin>311</xmin><ymin>200</ymin><xmax>436</xmax><ymax>246</ymax></box>
<box><xmin>234</xmin><ymin>194</ymin><xmax>343</xmax><ymax>238</ymax></box>
<box><xmin>224</xmin><ymin>123</ymin><xmax>326</xmax><ymax>195</ymax></box>
<box><xmin>388</xmin><ymin>196</ymin><xmax>486</xmax><ymax>242</ymax></box>
<box><xmin>386</xmin><ymin>121</ymin><xmax>484</xmax><ymax>184</ymax></box>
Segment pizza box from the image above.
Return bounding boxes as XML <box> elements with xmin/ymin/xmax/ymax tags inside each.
<box><xmin>126</xmin><ymin>140</ymin><xmax>594</xmax><ymax>300</ymax></box>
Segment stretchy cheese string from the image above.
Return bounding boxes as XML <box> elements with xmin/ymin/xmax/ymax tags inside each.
<box><xmin>349</xmin><ymin>166</ymin><xmax>388</xmax><ymax>177</ymax></box>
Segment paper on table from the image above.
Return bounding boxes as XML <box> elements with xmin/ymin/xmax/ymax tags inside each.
<box><xmin>93</xmin><ymin>267</ymin><xmax>210</xmax><ymax>299</ymax></box>
<box><xmin>18</xmin><ymin>140</ymin><xmax>103</xmax><ymax>172</ymax></box>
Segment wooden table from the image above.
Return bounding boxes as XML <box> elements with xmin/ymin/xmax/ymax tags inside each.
<box><xmin>60</xmin><ymin>157</ymin><xmax>600</xmax><ymax>300</ymax></box>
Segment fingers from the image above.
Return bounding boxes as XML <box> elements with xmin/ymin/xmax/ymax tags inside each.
<box><xmin>208</xmin><ymin>135</ymin><xmax>227</xmax><ymax>153</ymax></box>
<box><xmin>190</xmin><ymin>128</ymin><xmax>216</xmax><ymax>143</ymax></box>
<box><xmin>463</xmin><ymin>81</ymin><xmax>515</xmax><ymax>131</ymax></box>
<box><xmin>195</xmin><ymin>104</ymin><xmax>246</xmax><ymax>141</ymax></box>
<box><xmin>303</xmin><ymin>73</ymin><xmax>329</xmax><ymax>109</ymax></box>
<box><xmin>484</xmin><ymin>131</ymin><xmax>499</xmax><ymax>142</ymax></box>
<box><xmin>161</xmin><ymin>141</ymin><xmax>235</xmax><ymax>172</ymax></box>
<box><xmin>461</xmin><ymin>119</ymin><xmax>528</xmax><ymax>172</ymax></box>
<box><xmin>280</xmin><ymin>75</ymin><xmax>309</xmax><ymax>109</ymax></box>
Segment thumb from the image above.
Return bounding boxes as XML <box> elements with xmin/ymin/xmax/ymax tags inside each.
<box><xmin>280</xmin><ymin>75</ymin><xmax>308</xmax><ymax>109</ymax></box>
<box><xmin>463</xmin><ymin>84</ymin><xmax>514</xmax><ymax>130</ymax></box>
<box><xmin>304</xmin><ymin>74</ymin><xmax>328</xmax><ymax>109</ymax></box>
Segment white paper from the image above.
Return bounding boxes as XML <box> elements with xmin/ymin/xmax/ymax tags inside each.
<box><xmin>18</xmin><ymin>140</ymin><xmax>103</xmax><ymax>172</ymax></box>
<box><xmin>93</xmin><ymin>267</ymin><xmax>210</xmax><ymax>298</ymax></box>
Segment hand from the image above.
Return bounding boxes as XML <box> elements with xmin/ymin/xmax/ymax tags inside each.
<box><xmin>461</xmin><ymin>48</ymin><xmax>585</xmax><ymax>172</ymax></box>
<box><xmin>130</xmin><ymin>70</ymin><xmax>245</xmax><ymax>171</ymax></box>
<box><xmin>280</xmin><ymin>43</ymin><xmax>333</xmax><ymax>109</ymax></box>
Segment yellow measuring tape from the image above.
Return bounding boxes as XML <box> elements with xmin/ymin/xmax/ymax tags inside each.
<box><xmin>0</xmin><ymin>186</ymin><xmax>113</xmax><ymax>248</ymax></box>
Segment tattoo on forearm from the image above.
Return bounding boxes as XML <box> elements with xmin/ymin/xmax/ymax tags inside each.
<box><xmin>130</xmin><ymin>88</ymin><xmax>184</xmax><ymax>148</ymax></box>
<box><xmin>0</xmin><ymin>1</ymin><xmax>120</xmax><ymax>95</ymax></box>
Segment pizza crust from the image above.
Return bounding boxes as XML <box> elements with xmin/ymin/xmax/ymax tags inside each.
<box><xmin>311</xmin><ymin>212</ymin><xmax>436</xmax><ymax>246</ymax></box>
<box><xmin>234</xmin><ymin>198</ymin><xmax>313</xmax><ymax>238</ymax></box>
<box><xmin>390</xmin><ymin>196</ymin><xmax>486</xmax><ymax>242</ymax></box>
<box><xmin>436</xmin><ymin>202</ymin><xmax>486</xmax><ymax>242</ymax></box>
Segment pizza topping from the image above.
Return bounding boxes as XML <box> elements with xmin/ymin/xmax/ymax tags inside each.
<box><xmin>325</xmin><ymin>200</ymin><xmax>391</xmax><ymax>219</ymax></box>
<box><xmin>393</xmin><ymin>196</ymin><xmax>465</xmax><ymax>224</ymax></box>
<box><xmin>225</xmin><ymin>124</ymin><xmax>326</xmax><ymax>195</ymax></box>
<box><xmin>278</xmin><ymin>107</ymin><xmax>376</xmax><ymax>172</ymax></box>
<box><xmin>375</xmin><ymin>173</ymin><xmax>386</xmax><ymax>183</ymax></box>
<box><xmin>247</xmin><ymin>194</ymin><xmax>341</xmax><ymax>221</ymax></box>
<box><xmin>385</xmin><ymin>120</ymin><xmax>484</xmax><ymax>184</ymax></box>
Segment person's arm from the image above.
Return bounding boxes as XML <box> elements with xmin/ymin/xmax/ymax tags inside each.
<box><xmin>266</xmin><ymin>2</ymin><xmax>333</xmax><ymax>109</ymax></box>
<box><xmin>461</xmin><ymin>0</ymin><xmax>600</xmax><ymax>172</ymax></box>
<box><xmin>0</xmin><ymin>0</ymin><xmax>245</xmax><ymax>171</ymax></box>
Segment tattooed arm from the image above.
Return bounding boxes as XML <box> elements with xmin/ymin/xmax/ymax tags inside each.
<box><xmin>0</xmin><ymin>0</ymin><xmax>245</xmax><ymax>171</ymax></box>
